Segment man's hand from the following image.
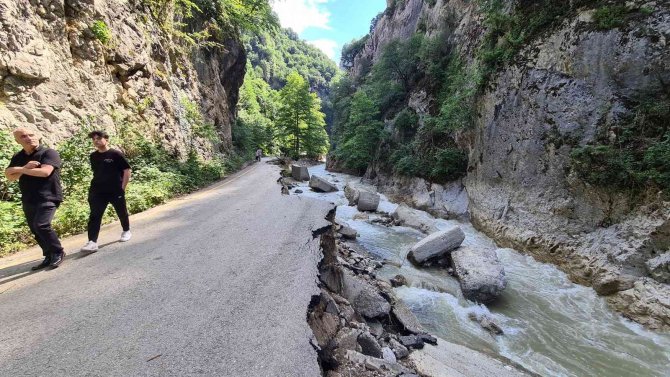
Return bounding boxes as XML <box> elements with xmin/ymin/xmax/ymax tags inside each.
<box><xmin>23</xmin><ymin>161</ymin><xmax>41</xmax><ymax>169</ymax></box>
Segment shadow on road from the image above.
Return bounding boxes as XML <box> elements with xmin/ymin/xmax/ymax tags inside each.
<box><xmin>0</xmin><ymin>241</ymin><xmax>120</xmax><ymax>287</ymax></box>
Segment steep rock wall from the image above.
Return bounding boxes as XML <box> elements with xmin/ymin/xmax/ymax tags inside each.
<box><xmin>348</xmin><ymin>0</ymin><xmax>670</xmax><ymax>330</ymax></box>
<box><xmin>0</xmin><ymin>0</ymin><xmax>245</xmax><ymax>155</ymax></box>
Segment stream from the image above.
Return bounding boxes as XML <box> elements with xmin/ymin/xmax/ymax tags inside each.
<box><xmin>294</xmin><ymin>164</ymin><xmax>670</xmax><ymax>377</ymax></box>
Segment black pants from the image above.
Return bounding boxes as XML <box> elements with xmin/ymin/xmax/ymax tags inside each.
<box><xmin>88</xmin><ymin>192</ymin><xmax>130</xmax><ymax>242</ymax></box>
<box><xmin>22</xmin><ymin>201</ymin><xmax>64</xmax><ymax>258</ymax></box>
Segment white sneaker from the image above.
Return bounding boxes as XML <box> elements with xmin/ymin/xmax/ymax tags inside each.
<box><xmin>120</xmin><ymin>231</ymin><xmax>132</xmax><ymax>242</ymax></box>
<box><xmin>81</xmin><ymin>241</ymin><xmax>98</xmax><ymax>252</ymax></box>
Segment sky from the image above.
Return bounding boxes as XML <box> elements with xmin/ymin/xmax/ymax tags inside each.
<box><xmin>271</xmin><ymin>0</ymin><xmax>387</xmax><ymax>63</ymax></box>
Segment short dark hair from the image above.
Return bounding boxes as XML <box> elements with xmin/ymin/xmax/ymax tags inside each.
<box><xmin>88</xmin><ymin>130</ymin><xmax>109</xmax><ymax>139</ymax></box>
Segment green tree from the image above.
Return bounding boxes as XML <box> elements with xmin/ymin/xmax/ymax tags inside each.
<box><xmin>334</xmin><ymin>90</ymin><xmax>384</xmax><ymax>171</ymax></box>
<box><xmin>276</xmin><ymin>72</ymin><xmax>329</xmax><ymax>158</ymax></box>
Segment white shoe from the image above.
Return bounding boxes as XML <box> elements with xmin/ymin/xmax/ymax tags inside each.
<box><xmin>81</xmin><ymin>241</ymin><xmax>98</xmax><ymax>252</ymax></box>
<box><xmin>120</xmin><ymin>231</ymin><xmax>132</xmax><ymax>242</ymax></box>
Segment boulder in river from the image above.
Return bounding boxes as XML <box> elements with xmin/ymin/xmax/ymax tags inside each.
<box><xmin>291</xmin><ymin>165</ymin><xmax>310</xmax><ymax>181</ymax></box>
<box><xmin>357</xmin><ymin>191</ymin><xmax>380</xmax><ymax>212</ymax></box>
<box><xmin>391</xmin><ymin>204</ymin><xmax>439</xmax><ymax>234</ymax></box>
<box><xmin>451</xmin><ymin>247</ymin><xmax>506</xmax><ymax>303</ymax></box>
<box><xmin>309</xmin><ymin>175</ymin><xmax>338</xmax><ymax>192</ymax></box>
<box><xmin>338</xmin><ymin>225</ymin><xmax>358</xmax><ymax>240</ymax></box>
<box><xmin>407</xmin><ymin>226</ymin><xmax>465</xmax><ymax>265</ymax></box>
<box><xmin>390</xmin><ymin>274</ymin><xmax>408</xmax><ymax>287</ymax></box>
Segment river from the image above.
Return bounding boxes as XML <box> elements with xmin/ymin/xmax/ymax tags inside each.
<box><xmin>295</xmin><ymin>164</ymin><xmax>670</xmax><ymax>377</ymax></box>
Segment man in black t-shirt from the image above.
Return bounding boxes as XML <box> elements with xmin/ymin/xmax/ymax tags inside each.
<box><xmin>80</xmin><ymin>130</ymin><xmax>132</xmax><ymax>253</ymax></box>
<box><xmin>4</xmin><ymin>127</ymin><xmax>66</xmax><ymax>270</ymax></box>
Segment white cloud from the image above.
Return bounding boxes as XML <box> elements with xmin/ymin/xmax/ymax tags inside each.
<box><xmin>308</xmin><ymin>39</ymin><xmax>339</xmax><ymax>59</ymax></box>
<box><xmin>271</xmin><ymin>0</ymin><xmax>332</xmax><ymax>34</ymax></box>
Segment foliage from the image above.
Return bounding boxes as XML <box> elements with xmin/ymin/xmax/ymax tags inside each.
<box><xmin>331</xmin><ymin>34</ymin><xmax>470</xmax><ymax>182</ymax></box>
<box><xmin>593</xmin><ymin>5</ymin><xmax>628</xmax><ymax>29</ymax></box>
<box><xmin>341</xmin><ymin>36</ymin><xmax>369</xmax><ymax>69</ymax></box>
<box><xmin>242</xmin><ymin>28</ymin><xmax>338</xmax><ymax>96</ymax></box>
<box><xmin>570</xmin><ymin>96</ymin><xmax>670</xmax><ymax>193</ymax></box>
<box><xmin>276</xmin><ymin>72</ymin><xmax>329</xmax><ymax>158</ymax></box>
<box><xmin>334</xmin><ymin>91</ymin><xmax>384</xmax><ymax>172</ymax></box>
<box><xmin>234</xmin><ymin>66</ymin><xmax>278</xmax><ymax>157</ymax></box>
<box><xmin>0</xmin><ymin>131</ymin><xmax>20</xmax><ymax>201</ymax></box>
<box><xmin>90</xmin><ymin>20</ymin><xmax>112</xmax><ymax>45</ymax></box>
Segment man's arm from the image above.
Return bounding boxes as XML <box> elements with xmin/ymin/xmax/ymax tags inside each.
<box><xmin>4</xmin><ymin>167</ymin><xmax>23</xmax><ymax>181</ymax></box>
<box><xmin>122</xmin><ymin>168</ymin><xmax>131</xmax><ymax>191</ymax></box>
<box><xmin>18</xmin><ymin>163</ymin><xmax>55</xmax><ymax>178</ymax></box>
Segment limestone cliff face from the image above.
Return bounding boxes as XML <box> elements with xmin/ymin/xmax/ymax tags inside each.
<box><xmin>0</xmin><ymin>0</ymin><xmax>245</xmax><ymax>156</ymax></box>
<box><xmin>348</xmin><ymin>0</ymin><xmax>670</xmax><ymax>330</ymax></box>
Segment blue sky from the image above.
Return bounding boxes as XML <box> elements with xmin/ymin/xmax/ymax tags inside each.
<box><xmin>271</xmin><ymin>0</ymin><xmax>387</xmax><ymax>63</ymax></box>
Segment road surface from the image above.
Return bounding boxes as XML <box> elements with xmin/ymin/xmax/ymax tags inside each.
<box><xmin>0</xmin><ymin>160</ymin><xmax>332</xmax><ymax>376</ymax></box>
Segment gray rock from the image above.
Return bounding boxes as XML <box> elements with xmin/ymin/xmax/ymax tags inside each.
<box><xmin>389</xmin><ymin>338</ymin><xmax>409</xmax><ymax>359</ymax></box>
<box><xmin>309</xmin><ymin>175</ymin><xmax>338</xmax><ymax>192</ymax></box>
<box><xmin>344</xmin><ymin>183</ymin><xmax>361</xmax><ymax>205</ymax></box>
<box><xmin>479</xmin><ymin>315</ymin><xmax>504</xmax><ymax>335</ymax></box>
<box><xmin>407</xmin><ymin>226</ymin><xmax>465</xmax><ymax>265</ymax></box>
<box><xmin>391</xmin><ymin>204</ymin><xmax>439</xmax><ymax>234</ymax></box>
<box><xmin>646</xmin><ymin>253</ymin><xmax>670</xmax><ymax>284</ymax></box>
<box><xmin>592</xmin><ymin>270</ymin><xmax>636</xmax><ymax>295</ymax></box>
<box><xmin>357</xmin><ymin>332</ymin><xmax>383</xmax><ymax>358</ymax></box>
<box><xmin>294</xmin><ymin>189</ymin><xmax>303</xmax><ymax>194</ymax></box>
<box><xmin>392</xmin><ymin>301</ymin><xmax>424</xmax><ymax>334</ymax></box>
<box><xmin>381</xmin><ymin>347</ymin><xmax>396</xmax><ymax>363</ymax></box>
<box><xmin>357</xmin><ymin>191</ymin><xmax>380</xmax><ymax>212</ymax></box>
<box><xmin>418</xmin><ymin>333</ymin><xmax>437</xmax><ymax>345</ymax></box>
<box><xmin>341</xmin><ymin>271</ymin><xmax>391</xmax><ymax>318</ymax></box>
<box><xmin>390</xmin><ymin>274</ymin><xmax>408</xmax><ymax>287</ymax></box>
<box><xmin>338</xmin><ymin>225</ymin><xmax>358</xmax><ymax>240</ymax></box>
<box><xmin>452</xmin><ymin>247</ymin><xmax>507</xmax><ymax>303</ymax></box>
<box><xmin>334</xmin><ymin>327</ymin><xmax>362</xmax><ymax>352</ymax></box>
<box><xmin>365</xmin><ymin>319</ymin><xmax>384</xmax><ymax>338</ymax></box>
<box><xmin>398</xmin><ymin>335</ymin><xmax>424</xmax><ymax>349</ymax></box>
<box><xmin>291</xmin><ymin>165</ymin><xmax>310</xmax><ymax>181</ymax></box>
<box><xmin>343</xmin><ymin>350</ymin><xmax>414</xmax><ymax>374</ymax></box>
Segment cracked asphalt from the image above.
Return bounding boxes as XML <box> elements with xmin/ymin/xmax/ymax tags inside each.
<box><xmin>0</xmin><ymin>160</ymin><xmax>333</xmax><ymax>377</ymax></box>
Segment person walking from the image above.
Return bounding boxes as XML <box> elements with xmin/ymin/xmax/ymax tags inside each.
<box><xmin>80</xmin><ymin>131</ymin><xmax>132</xmax><ymax>252</ymax></box>
<box><xmin>4</xmin><ymin>127</ymin><xmax>66</xmax><ymax>270</ymax></box>
<box><xmin>255</xmin><ymin>148</ymin><xmax>262</xmax><ymax>162</ymax></box>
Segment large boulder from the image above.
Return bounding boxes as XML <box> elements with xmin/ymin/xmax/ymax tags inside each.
<box><xmin>357</xmin><ymin>191</ymin><xmax>380</xmax><ymax>212</ymax></box>
<box><xmin>451</xmin><ymin>247</ymin><xmax>506</xmax><ymax>303</ymax></box>
<box><xmin>391</xmin><ymin>205</ymin><xmax>439</xmax><ymax>234</ymax></box>
<box><xmin>344</xmin><ymin>183</ymin><xmax>361</xmax><ymax>206</ymax></box>
<box><xmin>309</xmin><ymin>175</ymin><xmax>338</xmax><ymax>192</ymax></box>
<box><xmin>291</xmin><ymin>165</ymin><xmax>310</xmax><ymax>181</ymax></box>
<box><xmin>341</xmin><ymin>270</ymin><xmax>391</xmax><ymax>318</ymax></box>
<box><xmin>407</xmin><ymin>226</ymin><xmax>465</xmax><ymax>265</ymax></box>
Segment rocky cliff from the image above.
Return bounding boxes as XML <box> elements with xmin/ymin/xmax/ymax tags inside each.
<box><xmin>345</xmin><ymin>0</ymin><xmax>670</xmax><ymax>330</ymax></box>
<box><xmin>0</xmin><ymin>0</ymin><xmax>246</xmax><ymax>156</ymax></box>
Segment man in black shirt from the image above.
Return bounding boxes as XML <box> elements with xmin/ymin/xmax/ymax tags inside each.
<box><xmin>4</xmin><ymin>127</ymin><xmax>66</xmax><ymax>269</ymax></box>
<box><xmin>80</xmin><ymin>130</ymin><xmax>132</xmax><ymax>252</ymax></box>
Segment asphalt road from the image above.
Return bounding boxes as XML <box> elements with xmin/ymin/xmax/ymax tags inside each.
<box><xmin>0</xmin><ymin>160</ymin><xmax>333</xmax><ymax>377</ymax></box>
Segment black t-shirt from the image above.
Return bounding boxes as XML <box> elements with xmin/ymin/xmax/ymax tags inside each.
<box><xmin>89</xmin><ymin>149</ymin><xmax>131</xmax><ymax>194</ymax></box>
<box><xmin>8</xmin><ymin>146</ymin><xmax>63</xmax><ymax>203</ymax></box>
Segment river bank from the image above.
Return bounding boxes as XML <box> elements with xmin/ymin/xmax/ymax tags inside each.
<box><xmin>290</xmin><ymin>163</ymin><xmax>670</xmax><ymax>377</ymax></box>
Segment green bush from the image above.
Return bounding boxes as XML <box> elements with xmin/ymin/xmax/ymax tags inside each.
<box><xmin>570</xmin><ymin>96</ymin><xmax>670</xmax><ymax>193</ymax></box>
<box><xmin>90</xmin><ymin>20</ymin><xmax>112</xmax><ymax>45</ymax></box>
<box><xmin>593</xmin><ymin>6</ymin><xmax>628</xmax><ymax>30</ymax></box>
<box><xmin>0</xmin><ymin>201</ymin><xmax>28</xmax><ymax>257</ymax></box>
